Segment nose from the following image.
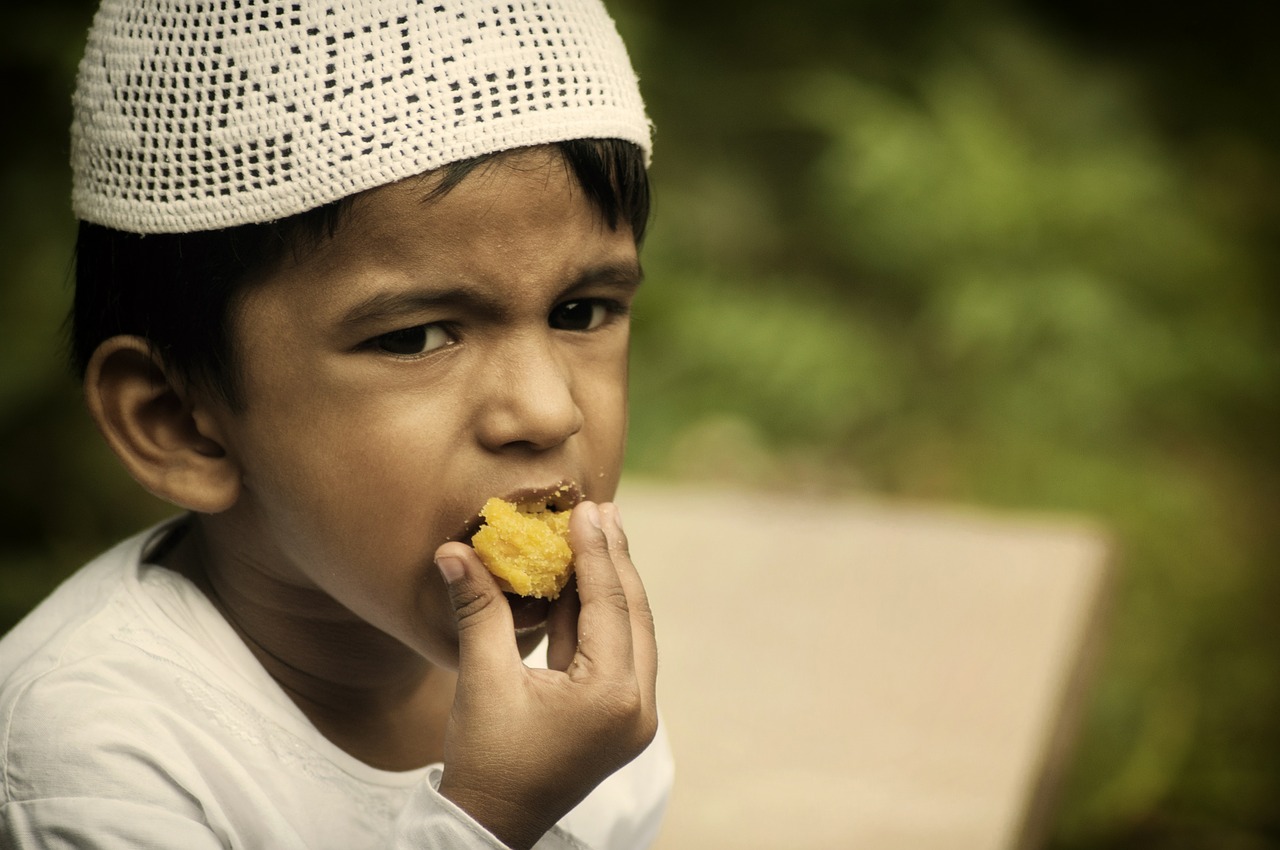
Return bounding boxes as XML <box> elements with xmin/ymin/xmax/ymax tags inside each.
<box><xmin>475</xmin><ymin>335</ymin><xmax>584</xmax><ymax>452</ymax></box>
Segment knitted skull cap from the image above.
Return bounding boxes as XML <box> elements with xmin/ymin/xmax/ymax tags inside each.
<box><xmin>71</xmin><ymin>0</ymin><xmax>651</xmax><ymax>234</ymax></box>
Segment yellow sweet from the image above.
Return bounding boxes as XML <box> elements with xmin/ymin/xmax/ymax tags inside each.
<box><xmin>471</xmin><ymin>497</ymin><xmax>573</xmax><ymax>599</ymax></box>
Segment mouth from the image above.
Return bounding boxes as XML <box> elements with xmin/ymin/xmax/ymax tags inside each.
<box><xmin>503</xmin><ymin>481</ymin><xmax>583</xmax><ymax>515</ymax></box>
<box><xmin>508</xmin><ymin>595</ymin><xmax>555</xmax><ymax>634</ymax></box>
<box><xmin>446</xmin><ymin>480</ymin><xmax>582</xmax><ymax>631</ymax></box>
<box><xmin>451</xmin><ymin>480</ymin><xmax>583</xmax><ymax>547</ymax></box>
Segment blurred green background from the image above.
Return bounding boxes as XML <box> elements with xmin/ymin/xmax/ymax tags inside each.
<box><xmin>2</xmin><ymin>0</ymin><xmax>1277</xmax><ymax>846</ymax></box>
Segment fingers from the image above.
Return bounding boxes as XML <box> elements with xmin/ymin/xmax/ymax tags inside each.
<box><xmin>568</xmin><ymin>502</ymin><xmax>634</xmax><ymax>675</ymax></box>
<box><xmin>569</xmin><ymin>502</ymin><xmax>657</xmax><ymax>704</ymax></box>
<box><xmin>434</xmin><ymin>540</ymin><xmax>520</xmax><ymax>674</ymax></box>
<box><xmin>435</xmin><ymin>500</ymin><xmax>656</xmax><ymax>705</ymax></box>
<box><xmin>599</xmin><ymin>503</ymin><xmax>658</xmax><ymax>701</ymax></box>
<box><xmin>435</xmin><ymin>503</ymin><xmax>657</xmax><ymax>847</ymax></box>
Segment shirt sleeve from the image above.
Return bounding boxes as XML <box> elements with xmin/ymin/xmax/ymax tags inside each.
<box><xmin>0</xmin><ymin>799</ymin><xmax>230</xmax><ymax>850</ymax></box>
<box><xmin>391</xmin><ymin>766</ymin><xmax>591</xmax><ymax>850</ymax></box>
<box><xmin>0</xmin><ymin>792</ymin><xmax>588</xmax><ymax>850</ymax></box>
<box><xmin>1</xmin><ymin>581</ymin><xmax>671</xmax><ymax>850</ymax></box>
<box><xmin>1</xmin><ymin>715</ymin><xmax>668</xmax><ymax>850</ymax></box>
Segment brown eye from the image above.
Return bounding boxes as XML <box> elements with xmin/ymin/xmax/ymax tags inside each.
<box><xmin>549</xmin><ymin>300</ymin><xmax>608</xmax><ymax>331</ymax></box>
<box><xmin>373</xmin><ymin>324</ymin><xmax>452</xmax><ymax>355</ymax></box>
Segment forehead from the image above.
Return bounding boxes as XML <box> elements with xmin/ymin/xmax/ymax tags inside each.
<box><xmin>233</xmin><ymin>148</ymin><xmax>639</xmax><ymax>332</ymax></box>
<box><xmin>300</xmin><ymin>149</ymin><xmax>629</xmax><ymax>279</ymax></box>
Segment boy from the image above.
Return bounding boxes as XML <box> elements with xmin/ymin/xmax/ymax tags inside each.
<box><xmin>0</xmin><ymin>1</ymin><xmax>671</xmax><ymax>848</ymax></box>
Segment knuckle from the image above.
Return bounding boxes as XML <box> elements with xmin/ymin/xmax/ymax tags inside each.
<box><xmin>449</xmin><ymin>584</ymin><xmax>497</xmax><ymax>630</ymax></box>
<box><xmin>602</xmin><ymin>505</ymin><xmax>631</xmax><ymax>554</ymax></box>
<box><xmin>596</xmin><ymin>584</ymin><xmax>631</xmax><ymax>616</ymax></box>
<box><xmin>636</xmin><ymin>612</ymin><xmax>657</xmax><ymax>646</ymax></box>
<box><xmin>608</xmin><ymin>527</ymin><xmax>631</xmax><ymax>557</ymax></box>
<box><xmin>631</xmin><ymin>594</ymin><xmax>656</xmax><ymax>631</ymax></box>
<box><xmin>579</xmin><ymin>525</ymin><xmax>610</xmax><ymax>558</ymax></box>
<box><xmin>597</xmin><ymin>682</ymin><xmax>644</xmax><ymax>725</ymax></box>
<box><xmin>612</xmin><ymin>690</ymin><xmax>659</xmax><ymax>755</ymax></box>
<box><xmin>634</xmin><ymin>708</ymin><xmax>659</xmax><ymax>749</ymax></box>
<box><xmin>580</xmin><ymin>679</ymin><xmax>656</xmax><ymax>766</ymax></box>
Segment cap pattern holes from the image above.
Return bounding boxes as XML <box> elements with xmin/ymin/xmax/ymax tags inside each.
<box><xmin>72</xmin><ymin>0</ymin><xmax>650</xmax><ymax>233</ymax></box>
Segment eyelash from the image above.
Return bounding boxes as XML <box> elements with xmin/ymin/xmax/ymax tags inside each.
<box><xmin>548</xmin><ymin>298</ymin><xmax>629</xmax><ymax>331</ymax></box>
<box><xmin>365</xmin><ymin>298</ymin><xmax>630</xmax><ymax>357</ymax></box>
<box><xmin>367</xmin><ymin>323</ymin><xmax>457</xmax><ymax>357</ymax></box>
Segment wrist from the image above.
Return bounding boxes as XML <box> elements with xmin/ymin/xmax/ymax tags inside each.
<box><xmin>437</xmin><ymin>773</ymin><xmax>561</xmax><ymax>850</ymax></box>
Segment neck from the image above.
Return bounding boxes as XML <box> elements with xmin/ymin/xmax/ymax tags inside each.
<box><xmin>160</xmin><ymin>518</ymin><xmax>455</xmax><ymax>771</ymax></box>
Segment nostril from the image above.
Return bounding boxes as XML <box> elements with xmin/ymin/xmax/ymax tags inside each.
<box><xmin>474</xmin><ymin>349</ymin><xmax>584</xmax><ymax>452</ymax></box>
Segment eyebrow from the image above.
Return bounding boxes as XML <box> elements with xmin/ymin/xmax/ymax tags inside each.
<box><xmin>337</xmin><ymin>260</ymin><xmax>644</xmax><ymax>329</ymax></box>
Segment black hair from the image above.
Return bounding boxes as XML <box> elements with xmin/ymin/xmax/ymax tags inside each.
<box><xmin>70</xmin><ymin>138</ymin><xmax>650</xmax><ymax>408</ymax></box>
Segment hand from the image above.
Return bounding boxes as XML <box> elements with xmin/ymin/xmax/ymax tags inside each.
<box><xmin>432</xmin><ymin>501</ymin><xmax>658</xmax><ymax>850</ymax></box>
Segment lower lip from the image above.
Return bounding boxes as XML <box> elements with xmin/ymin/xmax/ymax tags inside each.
<box><xmin>506</xmin><ymin>593</ymin><xmax>552</xmax><ymax>633</ymax></box>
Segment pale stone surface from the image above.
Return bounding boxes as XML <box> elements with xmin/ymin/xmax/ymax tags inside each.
<box><xmin>617</xmin><ymin>482</ymin><xmax>1111</xmax><ymax>850</ymax></box>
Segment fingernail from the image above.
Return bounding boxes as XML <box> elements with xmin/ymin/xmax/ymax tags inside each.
<box><xmin>585</xmin><ymin>502</ymin><xmax>602</xmax><ymax>530</ymax></box>
<box><xmin>436</xmin><ymin>555</ymin><xmax>464</xmax><ymax>584</ymax></box>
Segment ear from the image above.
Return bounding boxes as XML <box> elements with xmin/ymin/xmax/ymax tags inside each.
<box><xmin>84</xmin><ymin>336</ymin><xmax>241</xmax><ymax>514</ymax></box>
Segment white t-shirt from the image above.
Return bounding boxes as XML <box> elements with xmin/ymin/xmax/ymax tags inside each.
<box><xmin>0</xmin><ymin>524</ymin><xmax>673</xmax><ymax>849</ymax></box>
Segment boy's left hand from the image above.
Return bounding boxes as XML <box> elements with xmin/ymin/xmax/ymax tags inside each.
<box><xmin>432</xmin><ymin>501</ymin><xmax>658</xmax><ymax>850</ymax></box>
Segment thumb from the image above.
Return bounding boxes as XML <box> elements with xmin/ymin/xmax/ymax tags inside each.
<box><xmin>435</xmin><ymin>541</ymin><xmax>519</xmax><ymax>672</ymax></box>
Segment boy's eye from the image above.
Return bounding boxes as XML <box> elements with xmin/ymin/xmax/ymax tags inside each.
<box><xmin>372</xmin><ymin>324</ymin><xmax>453</xmax><ymax>356</ymax></box>
<box><xmin>549</xmin><ymin>300</ymin><xmax>613</xmax><ymax>331</ymax></box>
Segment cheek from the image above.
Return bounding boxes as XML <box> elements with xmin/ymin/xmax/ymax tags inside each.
<box><xmin>227</xmin><ymin>393</ymin><xmax>469</xmax><ymax>637</ymax></box>
<box><xmin>239</xmin><ymin>454</ymin><xmax>464</xmax><ymax>663</ymax></box>
<box><xmin>578</xmin><ymin>347</ymin><xmax>631</xmax><ymax>496</ymax></box>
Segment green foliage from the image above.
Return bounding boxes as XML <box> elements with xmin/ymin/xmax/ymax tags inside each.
<box><xmin>615</xmin><ymin>6</ymin><xmax>1280</xmax><ymax>847</ymax></box>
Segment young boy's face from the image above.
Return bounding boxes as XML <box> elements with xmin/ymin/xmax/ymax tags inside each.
<box><xmin>202</xmin><ymin>147</ymin><xmax>641</xmax><ymax>669</ymax></box>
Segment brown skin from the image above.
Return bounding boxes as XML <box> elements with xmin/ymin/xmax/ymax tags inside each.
<box><xmin>82</xmin><ymin>148</ymin><xmax>659</xmax><ymax>850</ymax></box>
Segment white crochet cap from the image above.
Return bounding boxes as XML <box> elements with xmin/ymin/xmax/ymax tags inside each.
<box><xmin>71</xmin><ymin>0</ymin><xmax>651</xmax><ymax>234</ymax></box>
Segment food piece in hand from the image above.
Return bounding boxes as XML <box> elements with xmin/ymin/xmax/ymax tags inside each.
<box><xmin>471</xmin><ymin>497</ymin><xmax>574</xmax><ymax>599</ymax></box>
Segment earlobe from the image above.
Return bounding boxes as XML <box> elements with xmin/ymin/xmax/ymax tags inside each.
<box><xmin>84</xmin><ymin>336</ymin><xmax>241</xmax><ymax>514</ymax></box>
